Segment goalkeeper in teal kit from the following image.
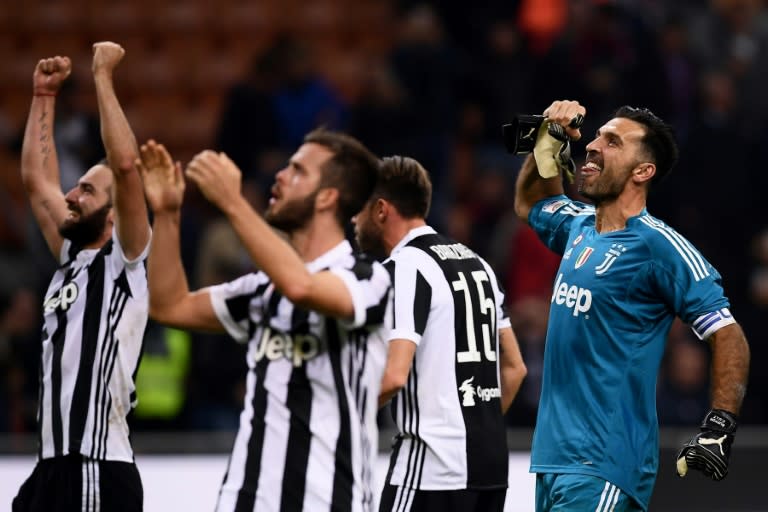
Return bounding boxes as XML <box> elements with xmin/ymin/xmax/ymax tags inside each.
<box><xmin>511</xmin><ymin>100</ymin><xmax>750</xmax><ymax>511</ymax></box>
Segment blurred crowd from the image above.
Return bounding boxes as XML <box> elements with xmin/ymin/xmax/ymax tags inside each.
<box><xmin>1</xmin><ymin>0</ymin><xmax>767</xmax><ymax>433</ymax></box>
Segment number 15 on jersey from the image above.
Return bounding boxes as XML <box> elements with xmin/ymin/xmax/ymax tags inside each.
<box><xmin>452</xmin><ymin>270</ymin><xmax>497</xmax><ymax>363</ymax></box>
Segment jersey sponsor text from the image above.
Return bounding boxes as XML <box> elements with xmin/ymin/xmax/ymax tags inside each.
<box><xmin>252</xmin><ymin>327</ymin><xmax>322</xmax><ymax>367</ymax></box>
<box><xmin>551</xmin><ymin>273</ymin><xmax>592</xmax><ymax>317</ymax></box>
<box><xmin>44</xmin><ymin>283</ymin><xmax>80</xmax><ymax>313</ymax></box>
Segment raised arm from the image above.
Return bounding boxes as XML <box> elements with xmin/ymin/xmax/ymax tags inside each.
<box><xmin>20</xmin><ymin>56</ymin><xmax>72</xmax><ymax>258</ymax></box>
<box><xmin>514</xmin><ymin>154</ymin><xmax>563</xmax><ymax>223</ymax></box>
<box><xmin>514</xmin><ymin>100</ymin><xmax>586</xmax><ymax>223</ymax></box>
<box><xmin>498</xmin><ymin>326</ymin><xmax>527</xmax><ymax>414</ymax></box>
<box><xmin>185</xmin><ymin>151</ymin><xmax>356</xmax><ymax>320</ymax></box>
<box><xmin>92</xmin><ymin>41</ymin><xmax>150</xmax><ymax>260</ymax></box>
<box><xmin>136</xmin><ymin>140</ymin><xmax>223</xmax><ymax>332</ymax></box>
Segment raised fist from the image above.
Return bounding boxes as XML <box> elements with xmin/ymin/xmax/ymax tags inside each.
<box><xmin>33</xmin><ymin>56</ymin><xmax>71</xmax><ymax>96</ymax></box>
<box><xmin>92</xmin><ymin>41</ymin><xmax>125</xmax><ymax>75</ymax></box>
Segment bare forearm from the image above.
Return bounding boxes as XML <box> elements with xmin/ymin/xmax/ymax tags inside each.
<box><xmin>498</xmin><ymin>327</ymin><xmax>526</xmax><ymax>414</ymax></box>
<box><xmin>378</xmin><ymin>375</ymin><xmax>404</xmax><ymax>408</ymax></box>
<box><xmin>148</xmin><ymin>212</ymin><xmax>191</xmax><ymax>319</ymax></box>
<box><xmin>21</xmin><ymin>97</ymin><xmax>60</xmax><ymax>192</ymax></box>
<box><xmin>514</xmin><ymin>154</ymin><xmax>564</xmax><ymax>222</ymax></box>
<box><xmin>500</xmin><ymin>367</ymin><xmax>525</xmax><ymax>414</ymax></box>
<box><xmin>94</xmin><ymin>72</ymin><xmax>138</xmax><ymax>171</ymax></box>
<box><xmin>94</xmin><ymin>70</ymin><xmax>149</xmax><ymax>257</ymax></box>
<box><xmin>223</xmin><ymin>195</ymin><xmax>311</xmax><ymax>298</ymax></box>
<box><xmin>709</xmin><ymin>323</ymin><xmax>750</xmax><ymax>414</ymax></box>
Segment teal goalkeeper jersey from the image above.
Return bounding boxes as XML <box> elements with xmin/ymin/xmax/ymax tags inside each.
<box><xmin>528</xmin><ymin>196</ymin><xmax>735</xmax><ymax>510</ymax></box>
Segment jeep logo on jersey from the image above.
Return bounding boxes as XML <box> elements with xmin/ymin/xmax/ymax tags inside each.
<box><xmin>458</xmin><ymin>376</ymin><xmax>501</xmax><ymax>407</ymax></box>
<box><xmin>43</xmin><ymin>282</ymin><xmax>79</xmax><ymax>313</ymax></box>
<box><xmin>253</xmin><ymin>328</ymin><xmax>321</xmax><ymax>367</ymax></box>
<box><xmin>551</xmin><ymin>273</ymin><xmax>592</xmax><ymax>317</ymax></box>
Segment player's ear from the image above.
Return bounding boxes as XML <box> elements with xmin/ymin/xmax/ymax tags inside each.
<box><xmin>376</xmin><ymin>198</ymin><xmax>390</xmax><ymax>222</ymax></box>
<box><xmin>633</xmin><ymin>163</ymin><xmax>655</xmax><ymax>184</ymax></box>
<box><xmin>316</xmin><ymin>187</ymin><xmax>339</xmax><ymax>211</ymax></box>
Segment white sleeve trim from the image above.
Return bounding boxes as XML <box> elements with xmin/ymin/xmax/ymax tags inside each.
<box><xmin>330</xmin><ymin>267</ymin><xmax>366</xmax><ymax>328</ymax></box>
<box><xmin>389</xmin><ymin>328</ymin><xmax>422</xmax><ymax>346</ymax></box>
<box><xmin>113</xmin><ymin>227</ymin><xmax>153</xmax><ymax>267</ymax></box>
<box><xmin>209</xmin><ymin>286</ymin><xmax>249</xmax><ymax>343</ymax></box>
<box><xmin>691</xmin><ymin>308</ymin><xmax>736</xmax><ymax>340</ymax></box>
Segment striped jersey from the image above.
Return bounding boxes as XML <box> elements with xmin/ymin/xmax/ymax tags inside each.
<box><xmin>383</xmin><ymin>226</ymin><xmax>511</xmax><ymax>493</ymax></box>
<box><xmin>528</xmin><ymin>196</ymin><xmax>735</xmax><ymax>510</ymax></box>
<box><xmin>38</xmin><ymin>233</ymin><xmax>150</xmax><ymax>462</ymax></box>
<box><xmin>209</xmin><ymin>240</ymin><xmax>391</xmax><ymax>512</ymax></box>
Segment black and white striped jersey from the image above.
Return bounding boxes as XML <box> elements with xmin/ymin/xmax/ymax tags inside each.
<box><xmin>209</xmin><ymin>240</ymin><xmax>391</xmax><ymax>512</ymax></box>
<box><xmin>38</xmin><ymin>233</ymin><xmax>150</xmax><ymax>462</ymax></box>
<box><xmin>383</xmin><ymin>226</ymin><xmax>511</xmax><ymax>492</ymax></box>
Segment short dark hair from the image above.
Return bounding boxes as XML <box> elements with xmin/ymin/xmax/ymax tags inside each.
<box><xmin>613</xmin><ymin>106</ymin><xmax>679</xmax><ymax>183</ymax></box>
<box><xmin>304</xmin><ymin>128</ymin><xmax>381</xmax><ymax>224</ymax></box>
<box><xmin>374</xmin><ymin>156</ymin><xmax>432</xmax><ymax>219</ymax></box>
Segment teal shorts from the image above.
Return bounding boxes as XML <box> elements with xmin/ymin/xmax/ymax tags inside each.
<box><xmin>535</xmin><ymin>473</ymin><xmax>644</xmax><ymax>512</ymax></box>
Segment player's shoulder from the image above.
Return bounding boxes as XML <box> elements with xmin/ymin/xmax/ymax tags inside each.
<box><xmin>223</xmin><ymin>270</ymin><xmax>270</xmax><ymax>290</ymax></box>
<box><xmin>404</xmin><ymin>233</ymin><xmax>481</xmax><ymax>263</ymax></box>
<box><xmin>388</xmin><ymin>243</ymin><xmax>437</xmax><ymax>268</ymax></box>
<box><xmin>536</xmin><ymin>196</ymin><xmax>595</xmax><ymax>218</ymax></box>
<box><xmin>632</xmin><ymin>213</ymin><xmax>693</xmax><ymax>249</ymax></box>
<box><xmin>631</xmin><ymin>213</ymin><xmax>708</xmax><ymax>267</ymax></box>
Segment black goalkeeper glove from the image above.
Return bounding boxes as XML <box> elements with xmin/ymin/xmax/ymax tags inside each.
<box><xmin>676</xmin><ymin>409</ymin><xmax>737</xmax><ymax>481</ymax></box>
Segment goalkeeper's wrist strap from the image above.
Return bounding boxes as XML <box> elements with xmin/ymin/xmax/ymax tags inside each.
<box><xmin>702</xmin><ymin>409</ymin><xmax>738</xmax><ymax>433</ymax></box>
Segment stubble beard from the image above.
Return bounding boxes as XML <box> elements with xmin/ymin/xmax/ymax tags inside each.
<box><xmin>355</xmin><ymin>221</ymin><xmax>388</xmax><ymax>261</ymax></box>
<box><xmin>578</xmin><ymin>172</ymin><xmax>624</xmax><ymax>206</ymax></box>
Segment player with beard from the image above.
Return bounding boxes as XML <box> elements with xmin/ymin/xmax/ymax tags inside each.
<box><xmin>14</xmin><ymin>43</ymin><xmax>150</xmax><ymax>511</ymax></box>
<box><xmin>513</xmin><ymin>100</ymin><xmax>750</xmax><ymax>511</ymax></box>
<box><xmin>353</xmin><ymin>156</ymin><xmax>527</xmax><ymax>512</ymax></box>
<box><xmin>136</xmin><ymin>130</ymin><xmax>390</xmax><ymax>512</ymax></box>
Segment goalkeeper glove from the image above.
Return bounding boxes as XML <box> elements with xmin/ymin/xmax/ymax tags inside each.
<box><xmin>533</xmin><ymin>121</ymin><xmax>577</xmax><ymax>183</ymax></box>
<box><xmin>676</xmin><ymin>409</ymin><xmax>737</xmax><ymax>481</ymax></box>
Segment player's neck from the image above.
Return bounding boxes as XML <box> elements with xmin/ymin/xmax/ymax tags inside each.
<box><xmin>386</xmin><ymin>217</ymin><xmax>426</xmax><ymax>255</ymax></box>
<box><xmin>75</xmin><ymin>226</ymin><xmax>112</xmax><ymax>251</ymax></box>
<box><xmin>289</xmin><ymin>215</ymin><xmax>345</xmax><ymax>262</ymax></box>
<box><xmin>595</xmin><ymin>195</ymin><xmax>646</xmax><ymax>234</ymax></box>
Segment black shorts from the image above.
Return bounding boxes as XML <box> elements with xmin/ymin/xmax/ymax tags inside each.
<box><xmin>12</xmin><ymin>454</ymin><xmax>143</xmax><ymax>512</ymax></box>
<box><xmin>379</xmin><ymin>484</ymin><xmax>506</xmax><ymax>512</ymax></box>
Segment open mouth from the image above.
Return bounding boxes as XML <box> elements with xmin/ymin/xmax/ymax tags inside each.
<box><xmin>580</xmin><ymin>161</ymin><xmax>602</xmax><ymax>177</ymax></box>
<box><xmin>269</xmin><ymin>186</ymin><xmax>280</xmax><ymax>205</ymax></box>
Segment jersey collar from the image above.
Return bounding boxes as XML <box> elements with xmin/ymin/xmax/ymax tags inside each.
<box><xmin>391</xmin><ymin>225</ymin><xmax>437</xmax><ymax>256</ymax></box>
<box><xmin>306</xmin><ymin>239</ymin><xmax>352</xmax><ymax>272</ymax></box>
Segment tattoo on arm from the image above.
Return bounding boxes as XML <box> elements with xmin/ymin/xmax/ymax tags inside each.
<box><xmin>38</xmin><ymin>110</ymin><xmax>51</xmax><ymax>168</ymax></box>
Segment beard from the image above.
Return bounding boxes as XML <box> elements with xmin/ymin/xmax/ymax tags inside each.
<box><xmin>355</xmin><ymin>220</ymin><xmax>388</xmax><ymax>261</ymax></box>
<box><xmin>59</xmin><ymin>203</ymin><xmax>111</xmax><ymax>247</ymax></box>
<box><xmin>264</xmin><ymin>190</ymin><xmax>318</xmax><ymax>233</ymax></box>
<box><xmin>578</xmin><ymin>172</ymin><xmax>625</xmax><ymax>206</ymax></box>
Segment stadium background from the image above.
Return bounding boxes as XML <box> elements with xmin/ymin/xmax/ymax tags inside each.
<box><xmin>0</xmin><ymin>0</ymin><xmax>767</xmax><ymax>510</ymax></box>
